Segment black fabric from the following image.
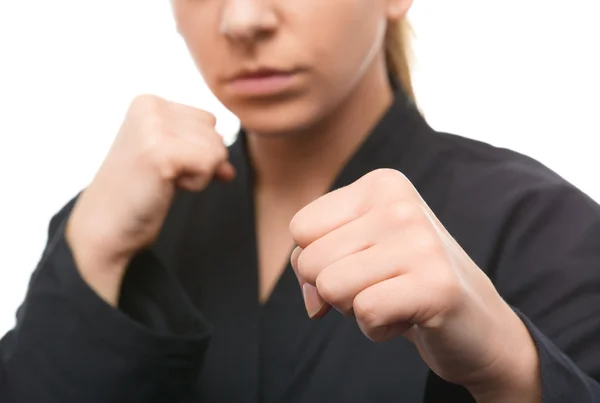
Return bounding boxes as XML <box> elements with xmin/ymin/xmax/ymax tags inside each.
<box><xmin>1</xmin><ymin>89</ymin><xmax>599</xmax><ymax>402</ymax></box>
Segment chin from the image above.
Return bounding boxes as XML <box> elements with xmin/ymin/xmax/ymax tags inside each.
<box><xmin>229</xmin><ymin>95</ymin><xmax>330</xmax><ymax>138</ymax></box>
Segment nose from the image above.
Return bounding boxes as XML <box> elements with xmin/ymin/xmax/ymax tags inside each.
<box><xmin>220</xmin><ymin>0</ymin><xmax>278</xmax><ymax>42</ymax></box>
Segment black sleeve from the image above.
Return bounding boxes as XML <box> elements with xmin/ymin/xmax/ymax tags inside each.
<box><xmin>493</xmin><ymin>183</ymin><xmax>600</xmax><ymax>401</ymax></box>
<box><xmin>515</xmin><ymin>310</ymin><xmax>600</xmax><ymax>402</ymax></box>
<box><xmin>0</xmin><ymin>199</ymin><xmax>213</xmax><ymax>403</ymax></box>
<box><xmin>424</xmin><ymin>175</ymin><xmax>600</xmax><ymax>402</ymax></box>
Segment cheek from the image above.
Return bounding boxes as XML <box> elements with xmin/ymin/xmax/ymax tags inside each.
<box><xmin>174</xmin><ymin>7</ymin><xmax>223</xmax><ymax>87</ymax></box>
<box><xmin>302</xmin><ymin>5</ymin><xmax>386</xmax><ymax>81</ymax></box>
<box><xmin>188</xmin><ymin>37</ymin><xmax>223</xmax><ymax>83</ymax></box>
<box><xmin>180</xmin><ymin>35</ymin><xmax>229</xmax><ymax>99</ymax></box>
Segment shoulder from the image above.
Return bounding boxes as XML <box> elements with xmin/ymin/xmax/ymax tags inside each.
<box><xmin>418</xmin><ymin>130</ymin><xmax>600</xmax><ymax>267</ymax></box>
<box><xmin>425</xmin><ymin>130</ymin><xmax>595</xmax><ymax>209</ymax></box>
<box><xmin>433</xmin><ymin>131</ymin><xmax>561</xmax><ymax>185</ymax></box>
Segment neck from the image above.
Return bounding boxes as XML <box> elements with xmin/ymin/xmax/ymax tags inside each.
<box><xmin>245</xmin><ymin>63</ymin><xmax>394</xmax><ymax>200</ymax></box>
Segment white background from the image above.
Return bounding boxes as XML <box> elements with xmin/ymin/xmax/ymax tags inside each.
<box><xmin>0</xmin><ymin>1</ymin><xmax>598</xmax><ymax>334</ymax></box>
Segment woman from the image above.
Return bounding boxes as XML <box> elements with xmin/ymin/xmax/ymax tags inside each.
<box><xmin>1</xmin><ymin>1</ymin><xmax>599</xmax><ymax>402</ymax></box>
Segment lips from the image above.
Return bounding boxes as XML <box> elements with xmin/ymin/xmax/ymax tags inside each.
<box><xmin>226</xmin><ymin>67</ymin><xmax>302</xmax><ymax>97</ymax></box>
<box><xmin>232</xmin><ymin>68</ymin><xmax>293</xmax><ymax>80</ymax></box>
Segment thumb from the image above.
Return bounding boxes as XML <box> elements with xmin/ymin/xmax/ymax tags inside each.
<box><xmin>290</xmin><ymin>246</ymin><xmax>330</xmax><ymax>319</ymax></box>
<box><xmin>214</xmin><ymin>161</ymin><xmax>237</xmax><ymax>182</ymax></box>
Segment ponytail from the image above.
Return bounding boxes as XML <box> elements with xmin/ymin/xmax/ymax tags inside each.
<box><xmin>384</xmin><ymin>19</ymin><xmax>415</xmax><ymax>102</ymax></box>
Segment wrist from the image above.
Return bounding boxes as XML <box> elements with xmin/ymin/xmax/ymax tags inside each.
<box><xmin>467</xmin><ymin>306</ymin><xmax>542</xmax><ymax>403</ymax></box>
<box><xmin>65</xmin><ymin>218</ymin><xmax>131</xmax><ymax>307</ymax></box>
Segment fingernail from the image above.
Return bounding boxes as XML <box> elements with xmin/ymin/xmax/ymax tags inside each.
<box><xmin>302</xmin><ymin>283</ymin><xmax>324</xmax><ymax>318</ymax></box>
<box><xmin>290</xmin><ymin>246</ymin><xmax>302</xmax><ymax>275</ymax></box>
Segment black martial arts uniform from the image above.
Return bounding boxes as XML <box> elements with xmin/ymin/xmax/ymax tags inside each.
<box><xmin>1</xmin><ymin>89</ymin><xmax>599</xmax><ymax>402</ymax></box>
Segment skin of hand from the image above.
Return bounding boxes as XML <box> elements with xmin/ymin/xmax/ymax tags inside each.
<box><xmin>66</xmin><ymin>94</ymin><xmax>236</xmax><ymax>306</ymax></box>
<box><xmin>290</xmin><ymin>169</ymin><xmax>542</xmax><ymax>402</ymax></box>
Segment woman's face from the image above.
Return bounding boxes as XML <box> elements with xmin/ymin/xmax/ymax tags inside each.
<box><xmin>172</xmin><ymin>0</ymin><xmax>410</xmax><ymax>136</ymax></box>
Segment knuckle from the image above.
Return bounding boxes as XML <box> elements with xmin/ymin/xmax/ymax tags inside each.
<box><xmin>369</xmin><ymin>168</ymin><xmax>406</xmax><ymax>182</ymax></box>
<box><xmin>384</xmin><ymin>202</ymin><xmax>423</xmax><ymax>226</ymax></box>
<box><xmin>211</xmin><ymin>141</ymin><xmax>228</xmax><ymax>162</ymax></box>
<box><xmin>289</xmin><ymin>213</ymin><xmax>310</xmax><ymax>247</ymax></box>
<box><xmin>367</xmin><ymin>169</ymin><xmax>415</xmax><ymax>203</ymax></box>
<box><xmin>405</xmin><ymin>229</ymin><xmax>449</xmax><ymax>277</ymax></box>
<box><xmin>127</xmin><ymin>98</ymin><xmax>169</xmax><ymax>137</ymax></box>
<box><xmin>371</xmin><ymin>168</ymin><xmax>409</xmax><ymax>189</ymax></box>
<box><xmin>353</xmin><ymin>293</ymin><xmax>380</xmax><ymax>329</ymax></box>
<box><xmin>315</xmin><ymin>271</ymin><xmax>342</xmax><ymax>306</ymax></box>
<box><xmin>184</xmin><ymin>139</ymin><xmax>222</xmax><ymax>176</ymax></box>
<box><xmin>196</xmin><ymin>127</ymin><xmax>226</xmax><ymax>159</ymax></box>
<box><xmin>194</xmin><ymin>156</ymin><xmax>215</xmax><ymax>176</ymax></box>
<box><xmin>198</xmin><ymin>110</ymin><xmax>217</xmax><ymax>126</ymax></box>
<box><xmin>140</xmin><ymin>134</ymin><xmax>162</xmax><ymax>158</ymax></box>
<box><xmin>141</xmin><ymin>115</ymin><xmax>170</xmax><ymax>137</ymax></box>
<box><xmin>142</xmin><ymin>137</ymin><xmax>174</xmax><ymax>179</ymax></box>
<box><xmin>131</xmin><ymin>93</ymin><xmax>163</xmax><ymax>112</ymax></box>
<box><xmin>411</xmin><ymin>226</ymin><xmax>442</xmax><ymax>255</ymax></box>
<box><xmin>430</xmin><ymin>266</ymin><xmax>462</xmax><ymax>303</ymax></box>
<box><xmin>296</xmin><ymin>248</ymin><xmax>318</xmax><ymax>283</ymax></box>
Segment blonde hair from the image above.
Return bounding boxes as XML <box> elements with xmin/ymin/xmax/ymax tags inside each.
<box><xmin>385</xmin><ymin>19</ymin><xmax>415</xmax><ymax>102</ymax></box>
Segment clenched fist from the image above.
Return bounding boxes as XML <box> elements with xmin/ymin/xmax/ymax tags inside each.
<box><xmin>290</xmin><ymin>169</ymin><xmax>540</xmax><ymax>400</ymax></box>
<box><xmin>66</xmin><ymin>94</ymin><xmax>235</xmax><ymax>305</ymax></box>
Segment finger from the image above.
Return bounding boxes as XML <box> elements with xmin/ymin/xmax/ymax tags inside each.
<box><xmin>314</xmin><ymin>239</ymin><xmax>408</xmax><ymax>314</ymax></box>
<box><xmin>295</xmin><ymin>203</ymin><xmax>418</xmax><ymax>284</ymax></box>
<box><xmin>403</xmin><ymin>327</ymin><xmax>416</xmax><ymax>344</ymax></box>
<box><xmin>291</xmin><ymin>246</ymin><xmax>331</xmax><ymax>319</ymax></box>
<box><xmin>214</xmin><ymin>161</ymin><xmax>237</xmax><ymax>182</ymax></box>
<box><xmin>167</xmin><ymin>105</ymin><xmax>226</xmax><ymax>164</ymax></box>
<box><xmin>168</xmin><ymin>101</ymin><xmax>218</xmax><ymax>128</ymax></box>
<box><xmin>290</xmin><ymin>245</ymin><xmax>302</xmax><ymax>281</ymax></box>
<box><xmin>170</xmin><ymin>125</ymin><xmax>235</xmax><ymax>185</ymax></box>
<box><xmin>289</xmin><ymin>175</ymin><xmax>373</xmax><ymax>248</ymax></box>
<box><xmin>179</xmin><ymin>124</ymin><xmax>236</xmax><ymax>183</ymax></box>
<box><xmin>359</xmin><ymin>320</ymin><xmax>413</xmax><ymax>343</ymax></box>
<box><xmin>353</xmin><ymin>274</ymin><xmax>425</xmax><ymax>342</ymax></box>
<box><xmin>178</xmin><ymin>162</ymin><xmax>235</xmax><ymax>188</ymax></box>
<box><xmin>295</xmin><ymin>216</ymin><xmax>372</xmax><ymax>285</ymax></box>
<box><xmin>178</xmin><ymin>161</ymin><xmax>235</xmax><ymax>188</ymax></box>
<box><xmin>303</xmin><ymin>282</ymin><xmax>330</xmax><ymax>319</ymax></box>
<box><xmin>289</xmin><ymin>169</ymin><xmax>413</xmax><ymax>248</ymax></box>
<box><xmin>160</xmin><ymin>138</ymin><xmax>227</xmax><ymax>191</ymax></box>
